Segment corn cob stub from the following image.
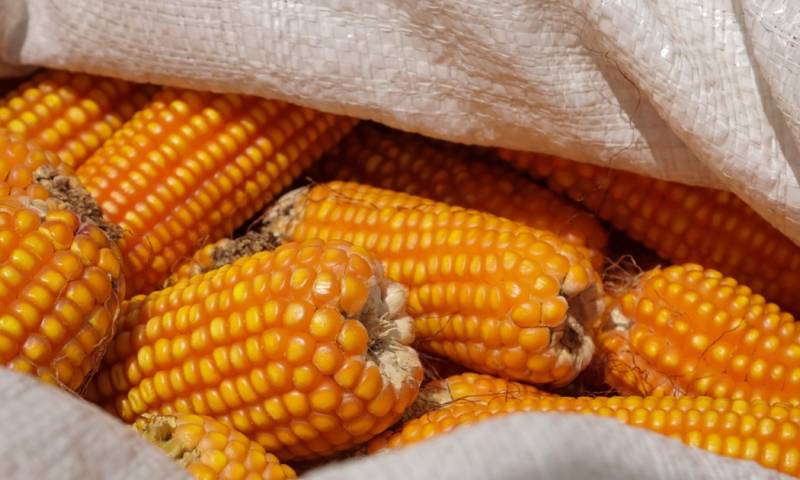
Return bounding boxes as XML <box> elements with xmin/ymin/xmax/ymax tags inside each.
<box><xmin>598</xmin><ymin>263</ymin><xmax>800</xmax><ymax>406</ymax></box>
<box><xmin>369</xmin><ymin>375</ymin><xmax>800</xmax><ymax>477</ymax></box>
<box><xmin>0</xmin><ymin>70</ymin><xmax>156</xmax><ymax>169</ymax></box>
<box><xmin>313</xmin><ymin>123</ymin><xmax>607</xmax><ymax>263</ymax></box>
<box><xmin>0</xmin><ymin>195</ymin><xmax>124</xmax><ymax>391</ymax></box>
<box><xmin>248</xmin><ymin>181</ymin><xmax>605</xmax><ymax>386</ymax></box>
<box><xmin>85</xmin><ymin>239</ymin><xmax>423</xmax><ymax>460</ymax></box>
<box><xmin>497</xmin><ymin>150</ymin><xmax>800</xmax><ymax>315</ymax></box>
<box><xmin>135</xmin><ymin>413</ymin><xmax>297</xmax><ymax>480</ymax></box>
<box><xmin>77</xmin><ymin>87</ymin><xmax>358</xmax><ymax>296</ymax></box>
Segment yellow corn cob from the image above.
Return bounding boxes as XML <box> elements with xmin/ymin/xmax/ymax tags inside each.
<box><xmin>0</xmin><ymin>70</ymin><xmax>156</xmax><ymax>169</ymax></box>
<box><xmin>136</xmin><ymin>413</ymin><xmax>296</xmax><ymax>479</ymax></box>
<box><xmin>313</xmin><ymin>123</ymin><xmax>607</xmax><ymax>262</ymax></box>
<box><xmin>0</xmin><ymin>195</ymin><xmax>124</xmax><ymax>390</ymax></box>
<box><xmin>369</xmin><ymin>375</ymin><xmax>800</xmax><ymax>477</ymax></box>
<box><xmin>497</xmin><ymin>150</ymin><xmax>800</xmax><ymax>314</ymax></box>
<box><xmin>77</xmin><ymin>88</ymin><xmax>357</xmax><ymax>297</ymax></box>
<box><xmin>85</xmin><ymin>239</ymin><xmax>422</xmax><ymax>460</ymax></box>
<box><xmin>250</xmin><ymin>181</ymin><xmax>604</xmax><ymax>386</ymax></box>
<box><xmin>599</xmin><ymin>263</ymin><xmax>800</xmax><ymax>405</ymax></box>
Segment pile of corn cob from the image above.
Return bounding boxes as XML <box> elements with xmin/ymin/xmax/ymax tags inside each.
<box><xmin>2</xmin><ymin>70</ymin><xmax>800</xmax><ymax>479</ymax></box>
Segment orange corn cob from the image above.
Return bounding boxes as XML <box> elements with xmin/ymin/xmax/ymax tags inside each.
<box><xmin>251</xmin><ymin>181</ymin><xmax>604</xmax><ymax>386</ymax></box>
<box><xmin>77</xmin><ymin>87</ymin><xmax>357</xmax><ymax>296</ymax></box>
<box><xmin>313</xmin><ymin>123</ymin><xmax>607</xmax><ymax>261</ymax></box>
<box><xmin>85</xmin><ymin>239</ymin><xmax>422</xmax><ymax>460</ymax></box>
<box><xmin>0</xmin><ymin>70</ymin><xmax>156</xmax><ymax>169</ymax></box>
<box><xmin>0</xmin><ymin>195</ymin><xmax>124</xmax><ymax>390</ymax></box>
<box><xmin>369</xmin><ymin>376</ymin><xmax>800</xmax><ymax>477</ymax></box>
<box><xmin>598</xmin><ymin>263</ymin><xmax>800</xmax><ymax>405</ymax></box>
<box><xmin>497</xmin><ymin>150</ymin><xmax>800</xmax><ymax>314</ymax></box>
<box><xmin>136</xmin><ymin>413</ymin><xmax>296</xmax><ymax>479</ymax></box>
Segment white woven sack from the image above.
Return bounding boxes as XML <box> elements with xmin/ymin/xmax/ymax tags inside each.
<box><xmin>0</xmin><ymin>1</ymin><xmax>797</xmax><ymax>478</ymax></box>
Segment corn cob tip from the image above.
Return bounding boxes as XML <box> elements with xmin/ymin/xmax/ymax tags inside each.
<box><xmin>135</xmin><ymin>413</ymin><xmax>297</xmax><ymax>479</ymax></box>
<box><xmin>360</xmin><ymin>269</ymin><xmax>420</xmax><ymax>389</ymax></box>
<box><xmin>30</xmin><ymin>164</ymin><xmax>122</xmax><ymax>242</ymax></box>
<box><xmin>136</xmin><ymin>414</ymin><xmax>201</xmax><ymax>468</ymax></box>
<box><xmin>400</xmin><ymin>378</ymin><xmax>454</xmax><ymax>422</ymax></box>
<box><xmin>257</xmin><ymin>185</ymin><xmax>311</xmax><ymax>241</ymax></box>
<box><xmin>548</xmin><ymin>285</ymin><xmax>599</xmax><ymax>386</ymax></box>
<box><xmin>168</xmin><ymin>231</ymin><xmax>282</xmax><ymax>283</ymax></box>
<box><xmin>1</xmin><ymin>132</ymin><xmax>119</xmax><ymax>241</ymax></box>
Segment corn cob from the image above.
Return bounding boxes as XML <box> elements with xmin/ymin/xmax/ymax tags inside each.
<box><xmin>0</xmin><ymin>194</ymin><xmax>124</xmax><ymax>390</ymax></box>
<box><xmin>77</xmin><ymin>88</ymin><xmax>357</xmax><ymax>297</ymax></box>
<box><xmin>598</xmin><ymin>263</ymin><xmax>800</xmax><ymax>406</ymax></box>
<box><xmin>136</xmin><ymin>413</ymin><xmax>296</xmax><ymax>479</ymax></box>
<box><xmin>313</xmin><ymin>123</ymin><xmax>607</xmax><ymax>262</ymax></box>
<box><xmin>0</xmin><ymin>70</ymin><xmax>156</xmax><ymax>169</ymax></box>
<box><xmin>182</xmin><ymin>181</ymin><xmax>602</xmax><ymax>386</ymax></box>
<box><xmin>85</xmin><ymin>239</ymin><xmax>422</xmax><ymax>460</ymax></box>
<box><xmin>497</xmin><ymin>150</ymin><xmax>800</xmax><ymax>314</ymax></box>
<box><xmin>369</xmin><ymin>375</ymin><xmax>800</xmax><ymax>476</ymax></box>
